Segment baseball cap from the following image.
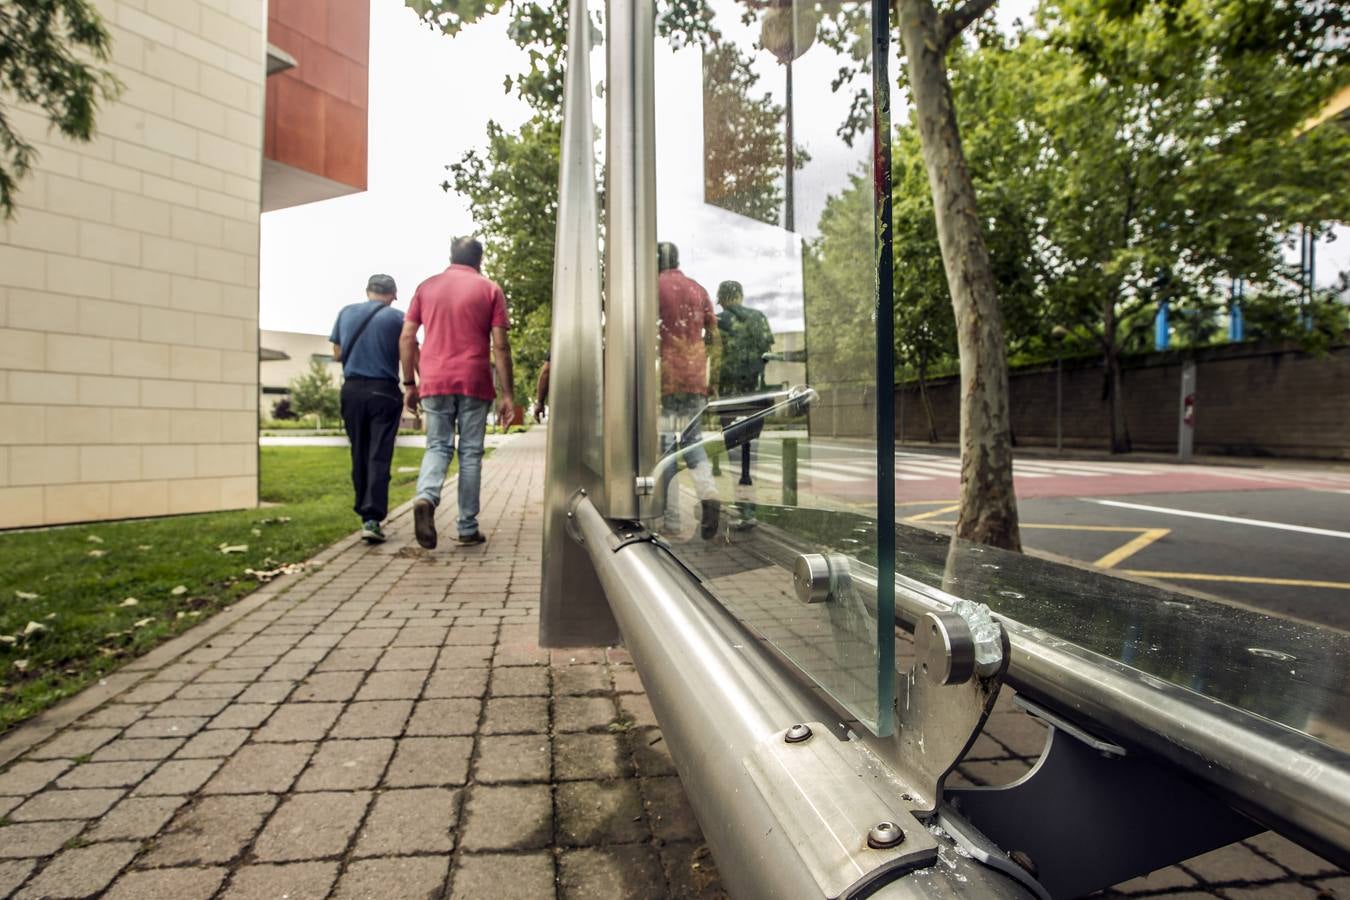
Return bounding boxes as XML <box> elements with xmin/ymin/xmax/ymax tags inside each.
<box><xmin>367</xmin><ymin>274</ymin><xmax>397</xmax><ymax>296</ymax></box>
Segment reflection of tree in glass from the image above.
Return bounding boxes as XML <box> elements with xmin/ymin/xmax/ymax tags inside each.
<box><xmin>802</xmin><ymin>171</ymin><xmax>875</xmax><ymax>391</ymax></box>
<box><xmin>702</xmin><ymin>42</ymin><xmax>805</xmax><ymax>226</ymax></box>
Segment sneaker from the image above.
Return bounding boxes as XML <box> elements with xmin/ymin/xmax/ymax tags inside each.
<box><xmin>456</xmin><ymin>531</ymin><xmax>486</xmax><ymax>545</ymax></box>
<box><xmin>361</xmin><ymin>521</ymin><xmax>386</xmax><ymax>543</ymax></box>
<box><xmin>699</xmin><ymin>499</ymin><xmax>721</xmax><ymax>540</ymax></box>
<box><xmin>413</xmin><ymin>499</ymin><xmax>438</xmax><ymax>549</ymax></box>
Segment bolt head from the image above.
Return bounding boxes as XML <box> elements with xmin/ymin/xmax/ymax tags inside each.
<box><xmin>784</xmin><ymin>723</ymin><xmax>812</xmax><ymax>744</ymax></box>
<box><xmin>867</xmin><ymin>821</ymin><xmax>904</xmax><ymax>849</ymax></box>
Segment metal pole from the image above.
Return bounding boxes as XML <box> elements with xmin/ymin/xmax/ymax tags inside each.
<box><xmin>601</xmin><ymin>0</ymin><xmax>659</xmax><ymax>519</ymax></box>
<box><xmin>782</xmin><ymin>437</ymin><xmax>798</xmax><ymax>506</ymax></box>
<box><xmin>785</xmin><ymin>57</ymin><xmax>795</xmax><ymax>232</ymax></box>
<box><xmin>1177</xmin><ymin>360</ymin><xmax>1196</xmax><ymax>461</ymax></box>
<box><xmin>572</xmin><ymin>497</ymin><xmax>1031</xmax><ymax>900</ymax></box>
<box><xmin>1055</xmin><ymin>351</ymin><xmax>1062</xmax><ymax>454</ymax></box>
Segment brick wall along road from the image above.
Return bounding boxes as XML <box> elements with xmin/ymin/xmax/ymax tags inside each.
<box><xmin>0</xmin><ymin>429</ymin><xmax>1341</xmax><ymax>898</ymax></box>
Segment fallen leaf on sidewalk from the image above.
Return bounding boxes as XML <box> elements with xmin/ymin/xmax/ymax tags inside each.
<box><xmin>244</xmin><ymin>561</ymin><xmax>312</xmax><ymax>583</ymax></box>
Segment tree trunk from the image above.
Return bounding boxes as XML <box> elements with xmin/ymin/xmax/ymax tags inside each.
<box><xmin>1102</xmin><ymin>297</ymin><xmax>1130</xmax><ymax>453</ymax></box>
<box><xmin>917</xmin><ymin>352</ymin><xmax>939</xmax><ymax>443</ymax></box>
<box><xmin>897</xmin><ymin>0</ymin><xmax>1020</xmax><ymax>551</ymax></box>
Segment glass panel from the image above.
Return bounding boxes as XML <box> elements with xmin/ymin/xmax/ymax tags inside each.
<box><xmin>650</xmin><ymin>0</ymin><xmax>894</xmax><ymax>733</ymax></box>
<box><xmin>901</xmin><ymin>524</ymin><xmax>1349</xmax><ymax>752</ymax></box>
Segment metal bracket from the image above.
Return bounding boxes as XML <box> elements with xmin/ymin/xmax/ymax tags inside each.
<box><xmin>948</xmin><ymin>706</ymin><xmax>1261</xmax><ymax>898</ymax></box>
<box><xmin>792</xmin><ymin>553</ymin><xmax>851</xmax><ymax>604</ymax></box>
<box><xmin>895</xmin><ymin>600</ymin><xmax>1012</xmax><ymax>815</ymax></box>
<box><xmin>563</xmin><ymin>488</ymin><xmax>588</xmax><ymax>545</ymax></box>
<box><xmin>605</xmin><ymin>522</ymin><xmax>655</xmax><ymax>553</ymax></box>
<box><xmin>743</xmin><ymin>724</ymin><xmax>939</xmax><ymax>899</ymax></box>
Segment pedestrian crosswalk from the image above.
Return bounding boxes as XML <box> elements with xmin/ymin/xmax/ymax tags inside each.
<box><xmin>751</xmin><ymin>451</ymin><xmax>1177</xmax><ymax>484</ymax></box>
<box><xmin>738</xmin><ymin>447</ymin><xmax>1350</xmax><ymax>490</ymax></box>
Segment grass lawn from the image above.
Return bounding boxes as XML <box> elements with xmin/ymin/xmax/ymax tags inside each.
<box><xmin>0</xmin><ymin>445</ymin><xmax>442</xmax><ymax>734</ymax></box>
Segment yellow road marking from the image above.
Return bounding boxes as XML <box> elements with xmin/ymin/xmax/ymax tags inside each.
<box><xmin>1092</xmin><ymin>528</ymin><xmax>1171</xmax><ymax>569</ymax></box>
<box><xmin>905</xmin><ymin>504</ymin><xmax>960</xmax><ymax>523</ymax></box>
<box><xmin>1121</xmin><ymin>571</ymin><xmax>1350</xmax><ymax>591</ymax></box>
<box><xmin>908</xmin><ymin>517</ymin><xmax>1171</xmax><ymax>569</ymax></box>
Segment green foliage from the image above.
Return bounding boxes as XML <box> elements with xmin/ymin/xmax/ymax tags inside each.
<box><xmin>288</xmin><ymin>359</ymin><xmax>341</xmax><ymax>426</ymax></box>
<box><xmin>802</xmin><ymin>171</ymin><xmax>875</xmax><ymax>388</ymax></box>
<box><xmin>0</xmin><ymin>0</ymin><xmax>121</xmax><ymax>218</ymax></box>
<box><xmin>703</xmin><ymin>42</ymin><xmax>798</xmax><ymax>226</ymax></box>
<box><xmin>0</xmin><ymin>446</ymin><xmax>434</xmax><ymax>733</ymax></box>
<box><xmin>1019</xmin><ymin>1</ymin><xmax>1350</xmax><ymax>358</ymax></box>
<box><xmin>878</xmin><ymin>0</ymin><xmax>1350</xmax><ymax>383</ymax></box>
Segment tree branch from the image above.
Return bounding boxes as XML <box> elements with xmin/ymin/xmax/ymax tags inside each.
<box><xmin>939</xmin><ymin>0</ymin><xmax>998</xmax><ymax>49</ymax></box>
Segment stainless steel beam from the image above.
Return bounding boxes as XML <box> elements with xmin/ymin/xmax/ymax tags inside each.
<box><xmin>601</xmin><ymin>0</ymin><xmax>660</xmax><ymax>519</ymax></box>
<box><xmin>572</xmin><ymin>497</ymin><xmax>1030</xmax><ymax>899</ymax></box>
<box><xmin>539</xmin><ymin>0</ymin><xmax>619</xmax><ymax>646</ymax></box>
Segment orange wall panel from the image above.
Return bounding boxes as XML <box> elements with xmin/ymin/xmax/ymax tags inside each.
<box><xmin>266</xmin><ymin>0</ymin><xmax>369</xmax><ymax>192</ymax></box>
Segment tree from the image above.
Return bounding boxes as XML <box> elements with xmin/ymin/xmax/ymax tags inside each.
<box><xmin>0</xmin><ymin>0</ymin><xmax>120</xmax><ymax>218</ymax></box>
<box><xmin>883</xmin><ymin>0</ymin><xmax>1350</xmax><ymax>458</ymax></box>
<box><xmin>896</xmin><ymin>0</ymin><xmax>1021</xmax><ymax>550</ymax></box>
<box><xmin>1017</xmin><ymin>0</ymin><xmax>1350</xmax><ymax>450</ymax></box>
<box><xmin>445</xmin><ymin>117</ymin><xmax>561</xmax><ymax>404</ymax></box>
<box><xmin>289</xmin><ymin>360</ymin><xmax>340</xmax><ymax>429</ymax></box>
<box><xmin>703</xmin><ymin>41</ymin><xmax>795</xmax><ymax>226</ymax></box>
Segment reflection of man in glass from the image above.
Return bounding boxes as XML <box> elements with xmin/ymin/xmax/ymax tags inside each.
<box><xmin>715</xmin><ymin>280</ymin><xmax>774</xmax><ymax>490</ymax></box>
<box><xmin>658</xmin><ymin>241</ymin><xmax>721</xmax><ymax>539</ymax></box>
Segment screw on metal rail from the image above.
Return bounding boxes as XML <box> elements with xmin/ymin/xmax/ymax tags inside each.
<box><xmin>784</xmin><ymin>724</ymin><xmax>812</xmax><ymax>743</ymax></box>
<box><xmin>867</xmin><ymin>821</ymin><xmax>904</xmax><ymax>849</ymax></box>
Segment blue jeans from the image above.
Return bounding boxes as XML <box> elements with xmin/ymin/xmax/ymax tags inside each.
<box><xmin>417</xmin><ymin>394</ymin><xmax>490</xmax><ymax>536</ymax></box>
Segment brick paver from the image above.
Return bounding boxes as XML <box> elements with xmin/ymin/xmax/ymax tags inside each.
<box><xmin>0</xmin><ymin>429</ymin><xmax>1341</xmax><ymax>898</ymax></box>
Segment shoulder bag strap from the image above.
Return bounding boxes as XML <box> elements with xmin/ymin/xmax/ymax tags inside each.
<box><xmin>340</xmin><ymin>304</ymin><xmax>385</xmax><ymax>375</ymax></box>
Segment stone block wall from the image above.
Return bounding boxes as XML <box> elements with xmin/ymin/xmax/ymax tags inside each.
<box><xmin>0</xmin><ymin>0</ymin><xmax>265</xmax><ymax>528</ymax></box>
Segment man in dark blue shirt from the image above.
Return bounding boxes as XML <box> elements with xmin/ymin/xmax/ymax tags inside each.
<box><xmin>330</xmin><ymin>274</ymin><xmax>406</xmax><ymax>542</ymax></box>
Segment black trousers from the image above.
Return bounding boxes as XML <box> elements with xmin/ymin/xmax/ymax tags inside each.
<box><xmin>340</xmin><ymin>377</ymin><xmax>403</xmax><ymax>522</ymax></box>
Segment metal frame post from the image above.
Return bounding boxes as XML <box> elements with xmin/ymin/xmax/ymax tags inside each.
<box><xmin>539</xmin><ymin>0</ymin><xmax>620</xmax><ymax>646</ymax></box>
<box><xmin>602</xmin><ymin>0</ymin><xmax>660</xmax><ymax>520</ymax></box>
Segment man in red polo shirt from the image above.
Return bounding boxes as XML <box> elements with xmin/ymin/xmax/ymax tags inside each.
<box><xmin>657</xmin><ymin>241</ymin><xmax>722</xmax><ymax>539</ymax></box>
<box><xmin>399</xmin><ymin>236</ymin><xmax>515</xmax><ymax>549</ymax></box>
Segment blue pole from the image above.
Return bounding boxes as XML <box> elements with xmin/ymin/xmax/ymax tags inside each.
<box><xmin>1229</xmin><ymin>278</ymin><xmax>1244</xmax><ymax>342</ymax></box>
<box><xmin>1155</xmin><ymin>300</ymin><xmax>1170</xmax><ymax>351</ymax></box>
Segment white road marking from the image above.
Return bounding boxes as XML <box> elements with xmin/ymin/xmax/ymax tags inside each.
<box><xmin>1087</xmin><ymin>499</ymin><xmax>1350</xmax><ymax>540</ymax></box>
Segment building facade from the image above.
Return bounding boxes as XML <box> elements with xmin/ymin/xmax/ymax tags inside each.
<box><xmin>258</xmin><ymin>329</ymin><xmax>341</xmax><ymax>418</ymax></box>
<box><xmin>0</xmin><ymin>0</ymin><xmax>368</xmax><ymax>528</ymax></box>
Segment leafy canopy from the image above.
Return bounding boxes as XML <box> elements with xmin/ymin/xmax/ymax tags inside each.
<box><xmin>0</xmin><ymin>0</ymin><xmax>120</xmax><ymax>218</ymax></box>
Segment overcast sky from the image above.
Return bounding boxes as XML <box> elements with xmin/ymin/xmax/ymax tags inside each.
<box><xmin>259</xmin><ymin>1</ymin><xmax>530</xmax><ymax>335</ymax></box>
<box><xmin>259</xmin><ymin>0</ymin><xmax>1345</xmax><ymax>337</ymax></box>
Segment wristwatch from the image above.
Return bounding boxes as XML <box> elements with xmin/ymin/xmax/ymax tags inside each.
<box><xmin>403</xmin><ymin>380</ymin><xmax>416</xmax><ymax>387</ymax></box>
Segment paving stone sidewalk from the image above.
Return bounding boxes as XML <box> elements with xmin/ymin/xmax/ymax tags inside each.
<box><xmin>0</xmin><ymin>428</ymin><xmax>1341</xmax><ymax>899</ymax></box>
